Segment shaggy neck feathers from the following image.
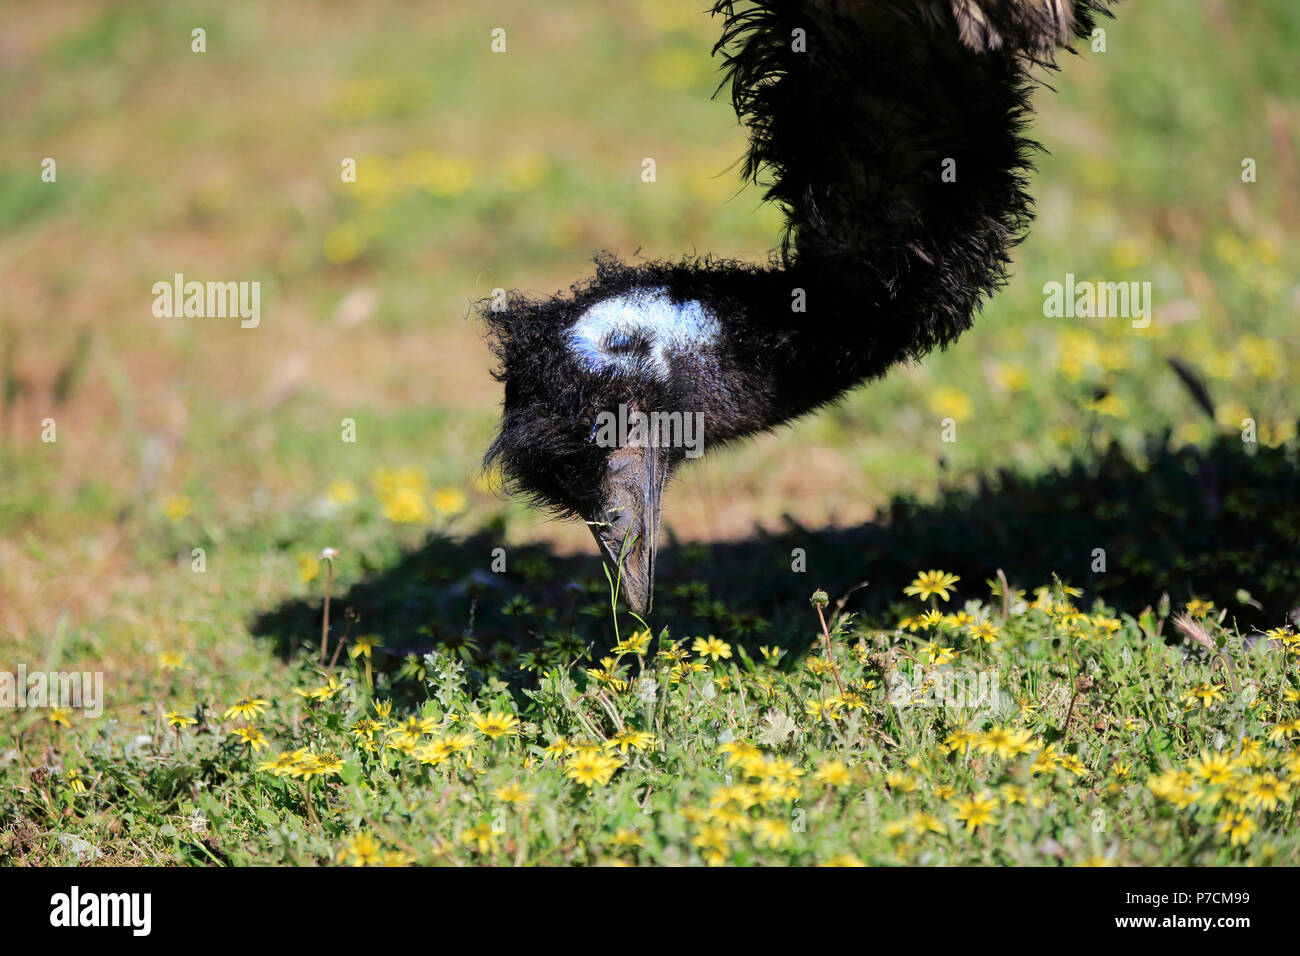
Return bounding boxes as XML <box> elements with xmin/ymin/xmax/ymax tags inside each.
<box><xmin>483</xmin><ymin>0</ymin><xmax>1112</xmax><ymax>521</ymax></box>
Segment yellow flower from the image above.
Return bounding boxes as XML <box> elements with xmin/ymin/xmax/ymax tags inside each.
<box><xmin>544</xmin><ymin>737</ymin><xmax>574</xmax><ymax>759</ymax></box>
<box><xmin>338</xmin><ymin>831</ymin><xmax>382</xmax><ymax>866</ymax></box>
<box><xmin>952</xmin><ymin>792</ymin><xmax>999</xmax><ymax>831</ymax></box>
<box><xmin>296</xmin><ymin>751</ymin><xmax>344</xmax><ymax>778</ymax></box>
<box><xmin>754</xmin><ymin>779</ymin><xmax>799</xmax><ymax>804</ymax></box>
<box><xmin>1058</xmin><ymin>753</ymin><xmax>1088</xmax><ymax>777</ymax></box>
<box><xmin>969</xmin><ymin>621</ymin><xmax>999</xmax><ymax>644</ymax></box>
<box><xmin>909</xmin><ymin>812</ymin><xmax>947</xmax><ymax>836</ymax></box>
<box><xmin>719</xmin><ymin>740</ymin><xmax>763</xmax><ymax>769</ymax></box>
<box><xmin>564</xmin><ymin>751</ymin><xmax>622</xmax><ymax>788</ymax></box>
<box><xmin>1147</xmin><ymin>769</ymin><xmax>1202</xmax><ymax>808</ymax></box>
<box><xmin>999</xmin><ymin>784</ymin><xmax>1028</xmax><ymax>806</ymax></box>
<box><xmin>1216</xmin><ymin>811</ymin><xmax>1256</xmax><ymax>847</ymax></box>
<box><xmin>294</xmin><ymin>676</ymin><xmax>343</xmax><ymax>702</ymax></box>
<box><xmin>919</xmin><ymin>610</ymin><xmax>947</xmax><ymax>631</ymax></box>
<box><xmin>692</xmin><ymin>636</ymin><xmax>732</xmax><ymax>661</ymax></box>
<box><xmin>1090</xmin><ymin>615</ymin><xmax>1122</xmax><ymax>637</ymax></box>
<box><xmin>65</xmin><ymin>769</ymin><xmax>87</xmax><ymax>793</ymax></box>
<box><xmin>382</xmin><ymin>487</ymin><xmax>429</xmax><ymax>524</ymax></box>
<box><xmin>326</xmin><ymin>480</ymin><xmax>358</xmax><ymax>505</ymax></box>
<box><xmin>605</xmin><ymin>730</ymin><xmax>656</xmax><ymax>754</ymax></box>
<box><xmin>297</xmin><ymin>554</ymin><xmax>320</xmax><ymax>583</ymax></box>
<box><xmin>613</xmin><ymin>629</ymin><xmax>653</xmax><ymax>656</ymax></box>
<box><xmin>928</xmin><ymin>386</ymin><xmax>973</xmax><ymax>422</ymax></box>
<box><xmin>430</xmin><ymin>487</ymin><xmax>467</xmax><ymax>515</ymax></box>
<box><xmin>157</xmin><ymin>652</ymin><xmax>187</xmax><ymax>671</ymax></box>
<box><xmin>349</xmin><ymin>635</ymin><xmax>380</xmax><ymax>660</ymax></box>
<box><xmin>492</xmin><ymin>783</ymin><xmax>536</xmax><ymax>808</ymax></box>
<box><xmin>820</xmin><ymin>853</ymin><xmax>866</xmax><ymax>867</ymax></box>
<box><xmin>47</xmin><ymin>707</ymin><xmax>73</xmax><ymax>728</ymax></box>
<box><xmin>904</xmin><ymin>570</ymin><xmax>961</xmax><ymax>602</ymax></box>
<box><xmin>373</xmin><ymin>466</ymin><xmax>425</xmax><ymax>497</ymax></box>
<box><xmin>161</xmin><ymin>495</ymin><xmax>193</xmax><ymax>523</ymax></box>
<box><xmin>223</xmin><ymin>697</ymin><xmax>269</xmax><ymax>721</ymax></box>
<box><xmin>1267</xmin><ymin>718</ymin><xmax>1300</xmax><ymax>742</ymax></box>
<box><xmin>165</xmin><ymin>711</ymin><xmax>197</xmax><ymax>729</ymax></box>
<box><xmin>1241</xmin><ymin>774</ymin><xmax>1290</xmax><ymax>811</ymax></box>
<box><xmin>1029</xmin><ymin>744</ymin><xmax>1064</xmax><ymax>776</ymax></box>
<box><xmin>992</xmin><ymin>364</ymin><xmax>1030</xmax><ymax>394</ymax></box>
<box><xmin>922</xmin><ymin>641</ymin><xmax>958</xmax><ymax>665</ymax></box>
<box><xmin>231</xmin><ymin>727</ymin><xmax>268</xmax><ymax>751</ymax></box>
<box><xmin>470</xmin><ymin>711</ymin><xmax>519</xmax><ymax>739</ymax></box>
<box><xmin>1183</xmin><ymin>682</ymin><xmax>1226</xmax><ymax>709</ymax></box>
<box><xmin>942</xmin><ymin>729</ymin><xmax>978</xmax><ymax>756</ymax></box>
<box><xmin>419</xmin><ymin>154</ymin><xmax>475</xmax><ymax>197</ymax></box>
<box><xmin>812</xmin><ymin>760</ymin><xmax>852</xmax><ymax>788</ymax></box>
<box><xmin>461</xmin><ymin>821</ymin><xmax>500</xmax><ymax>854</ymax></box>
<box><xmin>753</xmin><ymin>818</ymin><xmax>793</xmax><ymax>848</ymax></box>
<box><xmin>692</xmin><ymin>823</ymin><xmax>732</xmax><ymax>863</ymax></box>
<box><xmin>609</xmin><ymin>828</ymin><xmax>647</xmax><ymax>849</ymax></box>
<box><xmin>1235</xmin><ymin>739</ymin><xmax>1265</xmax><ymax>768</ymax></box>
<box><xmin>414</xmin><ymin>732</ymin><xmax>474</xmax><ymax>765</ymax></box>
<box><xmin>257</xmin><ymin>750</ymin><xmax>309</xmax><ymax>776</ymax></box>
<box><xmin>805</xmin><ymin>698</ymin><xmax>841</xmax><ymax>721</ymax></box>
<box><xmin>386</xmin><ymin>715</ymin><xmax>437</xmax><ymax>745</ymax></box>
<box><xmin>885</xmin><ymin>771</ymin><xmax>918</xmax><ymax>793</ymax></box>
<box><xmin>1109</xmin><ymin>236</ymin><xmax>1144</xmax><ymax>270</ymax></box>
<box><xmin>1084</xmin><ymin>394</ymin><xmax>1127</xmax><ymax>418</ymax></box>
<box><xmin>976</xmin><ymin>726</ymin><xmax>1039</xmax><ymax>761</ymax></box>
<box><xmin>1057</xmin><ymin>329</ymin><xmax>1100</xmax><ymax>381</ymax></box>
<box><xmin>323</xmin><ymin>221</ymin><xmax>365</xmax><ymax>265</ymax></box>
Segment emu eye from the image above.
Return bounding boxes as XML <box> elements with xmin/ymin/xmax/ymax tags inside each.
<box><xmin>605</xmin><ymin>330</ymin><xmax>647</xmax><ymax>355</ymax></box>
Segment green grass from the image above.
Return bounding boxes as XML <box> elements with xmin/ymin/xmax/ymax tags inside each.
<box><xmin>1</xmin><ymin>0</ymin><xmax>1299</xmax><ymax>865</ymax></box>
<box><xmin>5</xmin><ymin>558</ymin><xmax>1299</xmax><ymax>866</ymax></box>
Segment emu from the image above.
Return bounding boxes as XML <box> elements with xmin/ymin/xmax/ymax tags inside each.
<box><xmin>483</xmin><ymin>0</ymin><xmax>1113</xmax><ymax>613</ymax></box>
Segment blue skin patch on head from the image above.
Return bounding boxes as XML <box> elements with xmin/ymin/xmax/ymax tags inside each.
<box><xmin>566</xmin><ymin>289</ymin><xmax>719</xmax><ymax>380</ymax></box>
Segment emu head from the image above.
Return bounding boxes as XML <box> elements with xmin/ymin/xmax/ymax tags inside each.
<box><xmin>484</xmin><ymin>281</ymin><xmax>726</xmax><ymax>615</ymax></box>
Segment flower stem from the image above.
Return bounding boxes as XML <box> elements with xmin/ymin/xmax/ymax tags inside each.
<box><xmin>320</xmin><ymin>559</ymin><xmax>334</xmax><ymax>666</ymax></box>
<box><xmin>815</xmin><ymin>604</ymin><xmax>846</xmax><ymax>698</ymax></box>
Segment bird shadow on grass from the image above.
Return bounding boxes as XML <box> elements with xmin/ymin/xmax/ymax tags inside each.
<box><xmin>250</xmin><ymin>434</ymin><xmax>1299</xmax><ymax>674</ymax></box>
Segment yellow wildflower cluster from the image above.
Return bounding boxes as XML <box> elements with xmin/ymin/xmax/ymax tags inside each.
<box><xmin>337</xmin><ymin>830</ymin><xmax>412</xmax><ymax>867</ymax></box>
<box><xmin>1147</xmin><ymin>746</ymin><xmax>1298</xmax><ymax>842</ymax></box>
<box><xmin>257</xmin><ymin>749</ymin><xmax>345</xmax><ymax>778</ymax></box>
<box><xmin>672</xmin><ymin>742</ymin><xmax>823</xmax><ymax>864</ymax></box>
<box><xmin>370</xmin><ymin>466</ymin><xmax>467</xmax><ymax>525</ymax></box>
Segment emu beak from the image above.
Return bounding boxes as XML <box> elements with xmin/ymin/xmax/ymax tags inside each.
<box><xmin>588</xmin><ymin>443</ymin><xmax>668</xmax><ymax>616</ymax></box>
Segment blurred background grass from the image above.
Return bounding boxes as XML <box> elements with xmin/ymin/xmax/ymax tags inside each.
<box><xmin>1</xmin><ymin>1</ymin><xmax>1297</xmax><ymax>660</ymax></box>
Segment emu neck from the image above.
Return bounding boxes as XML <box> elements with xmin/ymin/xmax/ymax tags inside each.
<box><xmin>703</xmin><ymin>265</ymin><xmax>914</xmax><ymax>435</ymax></box>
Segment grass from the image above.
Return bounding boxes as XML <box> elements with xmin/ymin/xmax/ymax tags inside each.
<box><xmin>1</xmin><ymin>0</ymin><xmax>1299</xmax><ymax>865</ymax></box>
<box><xmin>6</xmin><ymin>550</ymin><xmax>1299</xmax><ymax>865</ymax></box>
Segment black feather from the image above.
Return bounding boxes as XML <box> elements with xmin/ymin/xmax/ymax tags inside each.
<box><xmin>482</xmin><ymin>0</ymin><xmax>1114</xmax><ymax>521</ymax></box>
